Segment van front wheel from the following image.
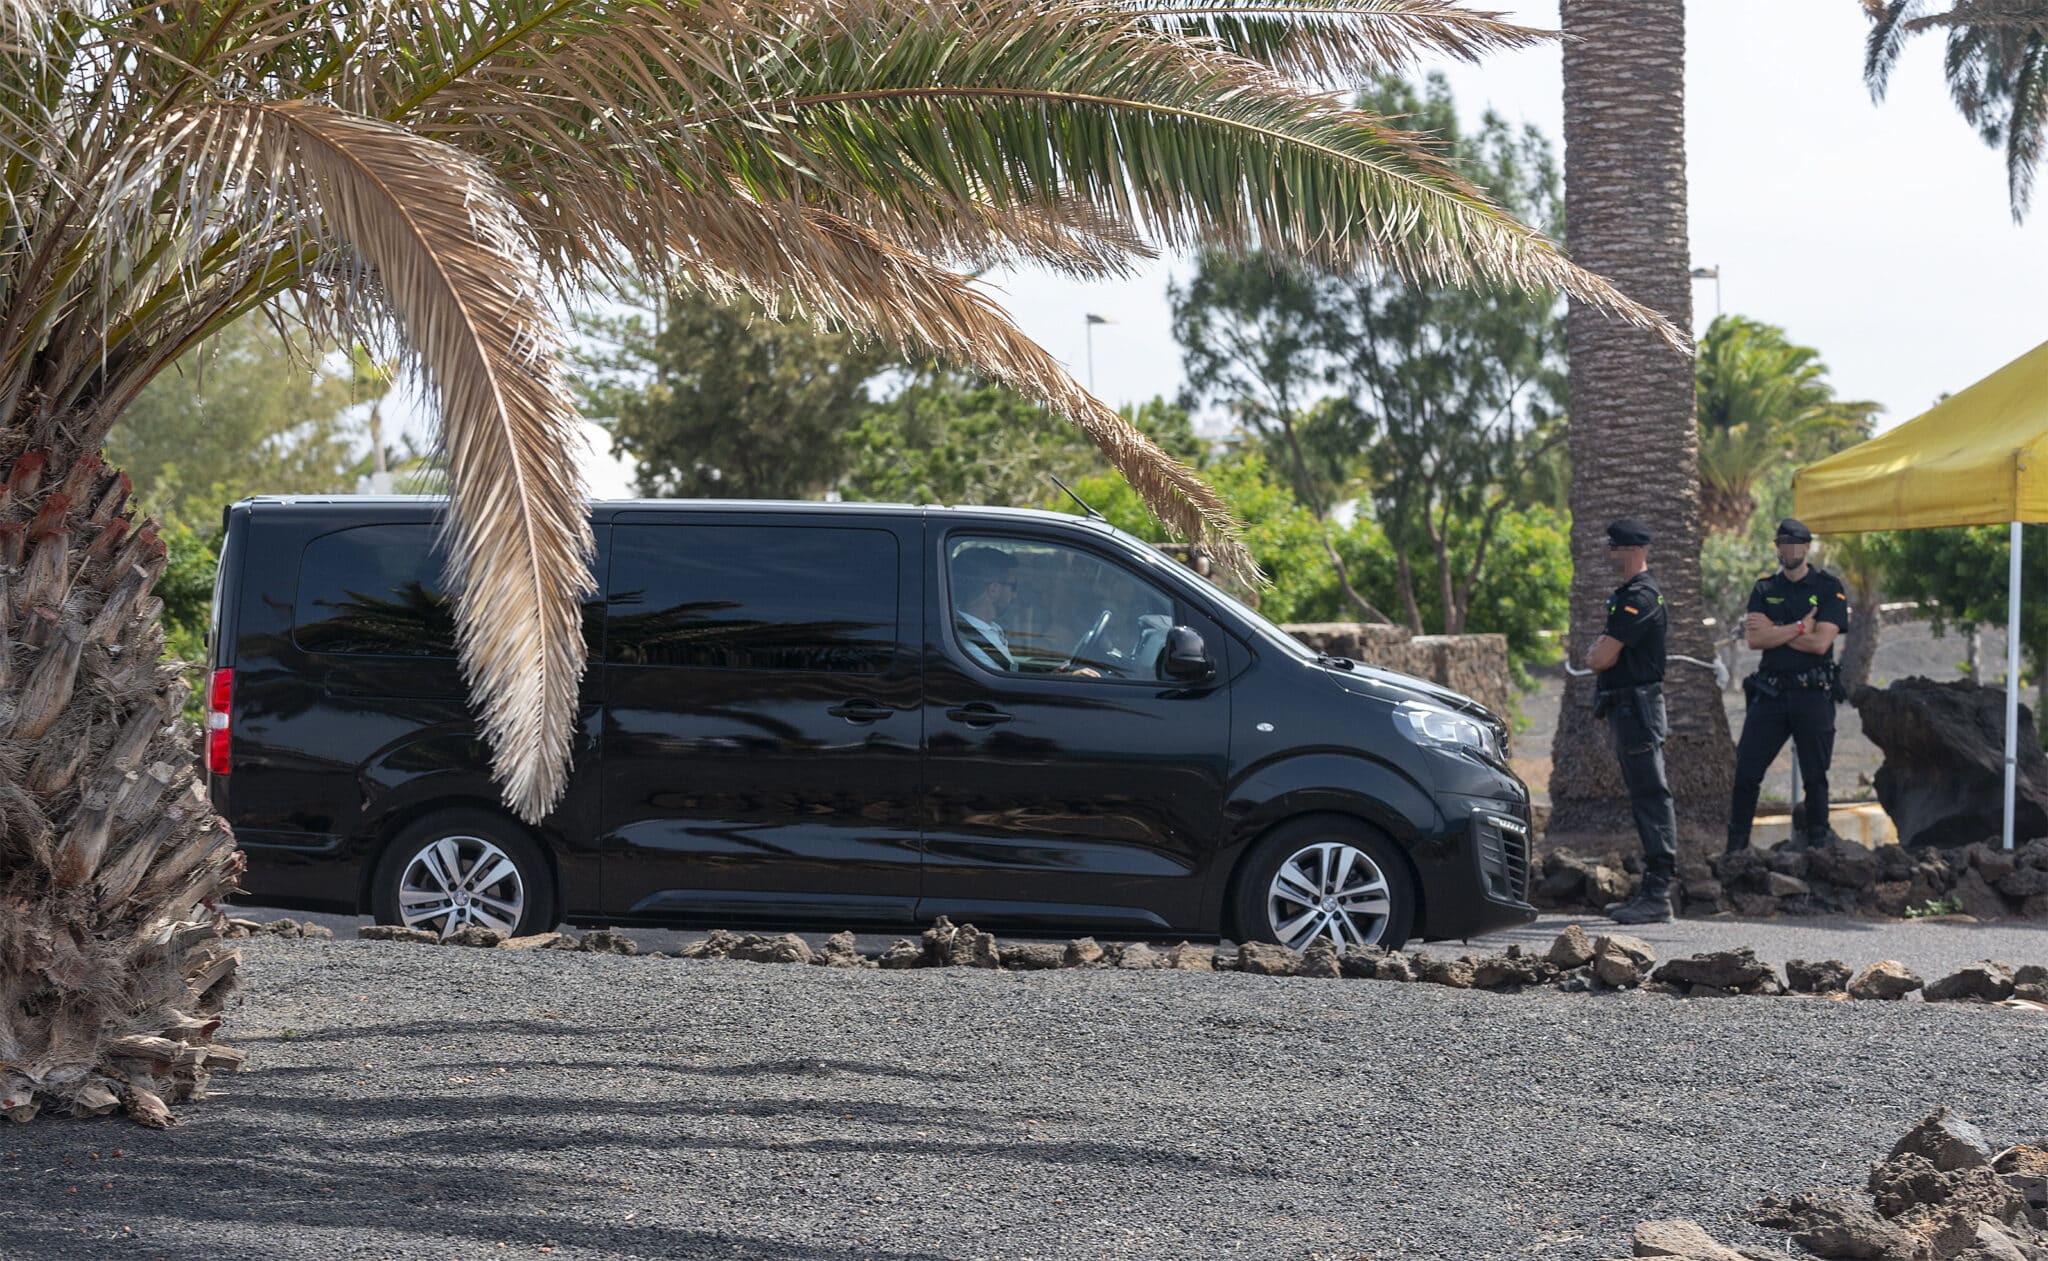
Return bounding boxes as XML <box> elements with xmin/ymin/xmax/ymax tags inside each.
<box><xmin>371</xmin><ymin>811</ymin><xmax>556</xmax><ymax>939</ymax></box>
<box><xmin>1230</xmin><ymin>818</ymin><xmax>1414</xmax><ymax>951</ymax></box>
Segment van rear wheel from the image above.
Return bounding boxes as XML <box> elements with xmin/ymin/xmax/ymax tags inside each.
<box><xmin>371</xmin><ymin>811</ymin><xmax>556</xmax><ymax>938</ymax></box>
<box><xmin>1230</xmin><ymin>818</ymin><xmax>1414</xmax><ymax>951</ymax></box>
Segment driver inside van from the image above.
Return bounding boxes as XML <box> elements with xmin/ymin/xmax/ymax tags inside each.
<box><xmin>952</xmin><ymin>545</ymin><xmax>1101</xmax><ymax>678</ymax></box>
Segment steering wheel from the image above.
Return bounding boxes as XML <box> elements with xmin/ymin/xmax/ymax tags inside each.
<box><xmin>1069</xmin><ymin>607</ymin><xmax>1114</xmax><ymax>670</ymax></box>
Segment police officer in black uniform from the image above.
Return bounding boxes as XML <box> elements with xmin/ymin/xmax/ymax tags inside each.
<box><xmin>1727</xmin><ymin>518</ymin><xmax>1851</xmax><ymax>853</ymax></box>
<box><xmin>1587</xmin><ymin>518</ymin><xmax>1678</xmax><ymax>925</ymax></box>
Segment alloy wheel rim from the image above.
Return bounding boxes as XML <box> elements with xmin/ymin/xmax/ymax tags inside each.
<box><xmin>1266</xmin><ymin>841</ymin><xmax>1393</xmax><ymax>950</ymax></box>
<box><xmin>398</xmin><ymin>835</ymin><xmax>525</xmax><ymax>938</ymax></box>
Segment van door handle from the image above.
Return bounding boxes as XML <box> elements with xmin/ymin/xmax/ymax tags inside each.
<box><xmin>946</xmin><ymin>703</ymin><xmax>1013</xmax><ymax>727</ymax></box>
<box><xmin>827</xmin><ymin>700</ymin><xmax>895</xmax><ymax>724</ymax></box>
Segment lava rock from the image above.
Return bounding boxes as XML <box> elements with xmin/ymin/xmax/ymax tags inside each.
<box><xmin>442</xmin><ymin>925</ymin><xmax>506</xmax><ymax>948</ymax></box>
<box><xmin>580</xmin><ymin>929</ymin><xmax>639</xmax><ymax>956</ymax></box>
<box><xmin>1063</xmin><ymin>937</ymin><xmax>1105</xmax><ymax>968</ymax></box>
<box><xmin>1652</xmin><ymin>947</ymin><xmax>1778</xmax><ymax>993</ymax></box>
<box><xmin>678</xmin><ymin>930</ymin><xmax>744</xmax><ymax>960</ymax></box>
<box><xmin>1807</xmin><ymin>841</ymin><xmax>1881</xmax><ymax>892</ymax></box>
<box><xmin>943</xmin><ymin>923</ymin><xmax>1001</xmax><ymax>968</ymax></box>
<box><xmin>1338</xmin><ymin>945</ymin><xmax>1385</xmax><ymax>979</ymax></box>
<box><xmin>1630</xmin><ymin>1218</ymin><xmax>1753</xmax><ymax>1260</ymax></box>
<box><xmin>502</xmin><ymin>932</ymin><xmax>568</xmax><ymax>951</ymax></box>
<box><xmin>814</xmin><ymin>931</ymin><xmax>869</xmax><ymax>969</ymax></box>
<box><xmin>1299</xmin><ymin>939</ymin><xmax>1342</xmax><ymax>979</ymax></box>
<box><xmin>999</xmin><ymin>942</ymin><xmax>1067</xmax><ymax>971</ymax></box>
<box><xmin>1473</xmin><ymin>955</ymin><xmax>1552</xmax><ymax>991</ymax></box>
<box><xmin>1591</xmin><ymin>934</ymin><xmax>1657</xmax><ymax>989</ymax></box>
<box><xmin>1161</xmin><ymin>942</ymin><xmax>1214</xmax><ymax>971</ymax></box>
<box><xmin>1953</xmin><ymin>868</ymin><xmax>2014</xmax><ymax>920</ymax></box>
<box><xmin>1887</xmin><ymin>1109</ymin><xmax>1997</xmax><ymax>1173</ymax></box>
<box><xmin>1416</xmin><ymin>954</ymin><xmax>1475</xmax><ymax>989</ymax></box>
<box><xmin>1785</xmin><ymin>959</ymin><xmax>1853</xmax><ymax>995</ymax></box>
<box><xmin>1236</xmin><ymin>941</ymin><xmax>1303</xmax><ymax>976</ymax></box>
<box><xmin>1111</xmin><ymin>942</ymin><xmax>1162</xmax><ymax>970</ymax></box>
<box><xmin>730</xmin><ymin>933</ymin><xmax>813</xmax><ymax>965</ymax></box>
<box><xmin>1854</xmin><ymin>677</ymin><xmax>2048</xmax><ymax>846</ymax></box>
<box><xmin>877</xmin><ymin>939</ymin><xmax>926</xmax><ymax>969</ymax></box>
<box><xmin>1997</xmin><ymin>866</ymin><xmax>2048</xmax><ymax>899</ymax></box>
<box><xmin>1765</xmin><ymin>872</ymin><xmax>1812</xmax><ymax>899</ymax></box>
<box><xmin>1375</xmin><ymin>951</ymin><xmax>1415</xmax><ymax>983</ymax></box>
<box><xmin>357</xmin><ymin>925</ymin><xmax>438</xmax><ymax>944</ymax></box>
<box><xmin>1751</xmin><ymin>1192</ymin><xmax>1923</xmax><ymax>1259</ymax></box>
<box><xmin>1548</xmin><ymin>923</ymin><xmax>1596</xmax><ymax>970</ymax></box>
<box><xmin>1923</xmin><ymin>962</ymin><xmax>2017</xmax><ymax>1004</ymax></box>
<box><xmin>1847</xmin><ymin>960</ymin><xmax>1924</xmax><ymax>1000</ymax></box>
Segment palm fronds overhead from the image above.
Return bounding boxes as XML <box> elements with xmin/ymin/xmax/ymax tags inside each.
<box><xmin>0</xmin><ymin>0</ymin><xmax>1676</xmax><ymax>823</ymax></box>
<box><xmin>1863</xmin><ymin>0</ymin><xmax>2048</xmax><ymax>219</ymax></box>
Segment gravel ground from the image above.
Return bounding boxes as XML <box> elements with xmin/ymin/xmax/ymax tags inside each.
<box><xmin>4</xmin><ymin>932</ymin><xmax>2045</xmax><ymax>1261</ymax></box>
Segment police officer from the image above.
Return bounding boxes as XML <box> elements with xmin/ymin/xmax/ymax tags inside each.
<box><xmin>1727</xmin><ymin>518</ymin><xmax>1851</xmax><ymax>853</ymax></box>
<box><xmin>1587</xmin><ymin>518</ymin><xmax>1678</xmax><ymax>925</ymax></box>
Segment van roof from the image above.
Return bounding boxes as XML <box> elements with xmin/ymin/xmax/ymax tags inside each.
<box><xmin>230</xmin><ymin>495</ymin><xmax>1117</xmax><ymax>532</ymax></box>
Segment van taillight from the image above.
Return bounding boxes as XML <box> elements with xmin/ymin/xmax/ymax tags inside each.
<box><xmin>206</xmin><ymin>668</ymin><xmax>233</xmax><ymax>775</ymax></box>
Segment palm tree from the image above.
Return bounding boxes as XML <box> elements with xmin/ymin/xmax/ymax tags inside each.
<box><xmin>0</xmin><ymin>0</ymin><xmax>1677</xmax><ymax>1126</ymax></box>
<box><xmin>1863</xmin><ymin>0</ymin><xmax>2048</xmax><ymax>221</ymax></box>
<box><xmin>1695</xmin><ymin>315</ymin><xmax>1880</xmax><ymax>534</ymax></box>
<box><xmin>1549</xmin><ymin>0</ymin><xmax>1732</xmax><ymax>841</ymax></box>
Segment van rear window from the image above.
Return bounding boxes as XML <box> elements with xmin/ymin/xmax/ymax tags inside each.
<box><xmin>606</xmin><ymin>523</ymin><xmax>897</xmax><ymax>673</ymax></box>
<box><xmin>294</xmin><ymin>524</ymin><xmax>457</xmax><ymax>658</ymax></box>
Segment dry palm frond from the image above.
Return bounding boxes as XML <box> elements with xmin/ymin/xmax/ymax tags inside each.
<box><xmin>98</xmin><ymin>100</ymin><xmax>592</xmax><ymax>822</ymax></box>
<box><xmin>668</xmin><ymin>195</ymin><xmax>1255</xmax><ymax>580</ymax></box>
<box><xmin>1117</xmin><ymin>0</ymin><xmax>1553</xmax><ymax>81</ymax></box>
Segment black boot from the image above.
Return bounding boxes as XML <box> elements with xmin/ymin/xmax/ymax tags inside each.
<box><xmin>1603</xmin><ymin>870</ymin><xmax>1674</xmax><ymax>925</ymax></box>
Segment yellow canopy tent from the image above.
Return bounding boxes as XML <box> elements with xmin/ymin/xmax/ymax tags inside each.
<box><xmin>1793</xmin><ymin>335</ymin><xmax>2048</xmax><ymax>849</ymax></box>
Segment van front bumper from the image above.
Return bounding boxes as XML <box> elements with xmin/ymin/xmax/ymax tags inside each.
<box><xmin>1412</xmin><ymin>794</ymin><xmax>1539</xmax><ymax>941</ymax></box>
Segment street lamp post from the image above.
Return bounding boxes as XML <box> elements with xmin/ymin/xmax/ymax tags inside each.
<box><xmin>1085</xmin><ymin>312</ymin><xmax>1111</xmax><ymax>392</ymax></box>
<box><xmin>1690</xmin><ymin>265</ymin><xmax>1721</xmax><ymax>319</ymax></box>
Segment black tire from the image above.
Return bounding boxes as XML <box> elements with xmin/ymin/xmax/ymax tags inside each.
<box><xmin>370</xmin><ymin>809</ymin><xmax>557</xmax><ymax>937</ymax></box>
<box><xmin>1228</xmin><ymin>815</ymin><xmax>1416</xmax><ymax>950</ymax></box>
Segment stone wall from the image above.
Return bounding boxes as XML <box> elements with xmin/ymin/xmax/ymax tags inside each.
<box><xmin>1281</xmin><ymin>622</ymin><xmax>1516</xmax><ymax>725</ymax></box>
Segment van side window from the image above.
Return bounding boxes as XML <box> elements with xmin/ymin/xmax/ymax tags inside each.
<box><xmin>947</xmin><ymin>535</ymin><xmax>1174</xmax><ymax>680</ymax></box>
<box><xmin>607</xmin><ymin>524</ymin><xmax>898</xmax><ymax>673</ymax></box>
<box><xmin>294</xmin><ymin>524</ymin><xmax>457</xmax><ymax>658</ymax></box>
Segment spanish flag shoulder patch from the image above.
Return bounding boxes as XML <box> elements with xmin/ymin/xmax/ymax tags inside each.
<box><xmin>1623</xmin><ymin>605</ymin><xmax>1639</xmax><ymax>614</ymax></box>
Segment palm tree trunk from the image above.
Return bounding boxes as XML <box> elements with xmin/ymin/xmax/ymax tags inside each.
<box><xmin>0</xmin><ymin>440</ymin><xmax>242</xmax><ymax>1127</ymax></box>
<box><xmin>1551</xmin><ymin>0</ymin><xmax>1735</xmax><ymax>847</ymax></box>
<box><xmin>1840</xmin><ymin>574</ymin><xmax>1881</xmax><ymax>693</ymax></box>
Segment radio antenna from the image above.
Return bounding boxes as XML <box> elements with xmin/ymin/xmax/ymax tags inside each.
<box><xmin>1049</xmin><ymin>474</ymin><xmax>1104</xmax><ymax>521</ymax></box>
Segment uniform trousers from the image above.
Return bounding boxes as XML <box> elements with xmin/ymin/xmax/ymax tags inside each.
<box><xmin>1728</xmin><ymin>687</ymin><xmax>1835</xmax><ymax>848</ymax></box>
<box><xmin>1603</xmin><ymin>685</ymin><xmax>1678</xmax><ymax>880</ymax></box>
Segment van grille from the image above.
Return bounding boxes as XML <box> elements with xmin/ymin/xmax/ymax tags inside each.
<box><xmin>1475</xmin><ymin>811</ymin><xmax>1532</xmax><ymax>904</ymax></box>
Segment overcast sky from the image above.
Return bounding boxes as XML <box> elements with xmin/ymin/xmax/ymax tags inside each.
<box><xmin>981</xmin><ymin>1</ymin><xmax>2048</xmax><ymax>436</ymax></box>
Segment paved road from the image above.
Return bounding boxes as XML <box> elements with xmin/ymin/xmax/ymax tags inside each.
<box><xmin>239</xmin><ymin>905</ymin><xmax>2048</xmax><ymax>983</ymax></box>
<box><xmin>4</xmin><ymin>935</ymin><xmax>2044</xmax><ymax>1261</ymax></box>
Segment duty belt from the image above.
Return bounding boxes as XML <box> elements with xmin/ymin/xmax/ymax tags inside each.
<box><xmin>1761</xmin><ymin>666</ymin><xmax>1833</xmax><ymax>690</ymax></box>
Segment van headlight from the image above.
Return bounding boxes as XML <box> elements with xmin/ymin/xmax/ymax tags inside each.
<box><xmin>1394</xmin><ymin>703</ymin><xmax>1501</xmax><ymax>761</ymax></box>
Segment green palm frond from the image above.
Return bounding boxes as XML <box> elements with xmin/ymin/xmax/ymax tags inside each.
<box><xmin>1121</xmin><ymin>0</ymin><xmax>1552</xmax><ymax>81</ymax></box>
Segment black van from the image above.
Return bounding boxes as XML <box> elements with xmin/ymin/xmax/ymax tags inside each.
<box><xmin>208</xmin><ymin>497</ymin><xmax>1535</xmax><ymax>949</ymax></box>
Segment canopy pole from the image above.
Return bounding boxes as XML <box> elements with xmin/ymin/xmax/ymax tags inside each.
<box><xmin>2005</xmin><ymin>520</ymin><xmax>2022</xmax><ymax>851</ymax></box>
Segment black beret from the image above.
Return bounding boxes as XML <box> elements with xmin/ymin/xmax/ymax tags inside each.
<box><xmin>1775</xmin><ymin>518</ymin><xmax>1812</xmax><ymax>543</ymax></box>
<box><xmin>1606</xmin><ymin>517</ymin><xmax>1652</xmax><ymax>547</ymax></box>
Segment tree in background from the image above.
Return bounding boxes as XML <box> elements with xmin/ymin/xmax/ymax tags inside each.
<box><xmin>1553</xmin><ymin>0</ymin><xmax>1731</xmax><ymax>839</ymax></box>
<box><xmin>1695</xmin><ymin>314</ymin><xmax>1879</xmax><ymax>534</ymax></box>
<box><xmin>103</xmin><ymin>319</ymin><xmax>370</xmax><ymax>531</ymax></box>
<box><xmin>1328</xmin><ymin>75</ymin><xmax>1570</xmax><ymax>638</ymax></box>
<box><xmin>1171</xmin><ymin>73</ymin><xmax>1572</xmax><ymax>634</ymax></box>
<box><xmin>1870</xmin><ymin>525</ymin><xmax>2048</xmax><ymax>723</ymax></box>
<box><xmin>845</xmin><ymin>380</ymin><xmax>1196</xmax><ymax>507</ymax></box>
<box><xmin>1864</xmin><ymin>1</ymin><xmax>2048</xmax><ymax>220</ymax></box>
<box><xmin>576</xmin><ymin>287</ymin><xmax>888</xmax><ymax>498</ymax></box>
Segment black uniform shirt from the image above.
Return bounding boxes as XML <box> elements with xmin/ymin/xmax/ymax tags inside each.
<box><xmin>1748</xmin><ymin>566</ymin><xmax>1851</xmax><ymax>675</ymax></box>
<box><xmin>1598</xmin><ymin>569</ymin><xmax>1667</xmax><ymax>691</ymax></box>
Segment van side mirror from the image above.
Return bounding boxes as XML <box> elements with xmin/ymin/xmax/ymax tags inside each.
<box><xmin>1160</xmin><ymin>626</ymin><xmax>1215</xmax><ymax>682</ymax></box>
